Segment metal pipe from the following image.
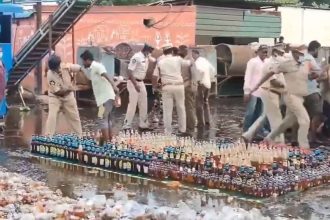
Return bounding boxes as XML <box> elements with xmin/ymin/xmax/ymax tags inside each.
<box><xmin>34</xmin><ymin>1</ymin><xmax>42</xmax><ymax>95</ymax></box>
<box><xmin>49</xmin><ymin>14</ymin><xmax>53</xmax><ymax>55</ymax></box>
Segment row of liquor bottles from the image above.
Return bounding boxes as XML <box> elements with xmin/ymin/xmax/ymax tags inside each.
<box><xmin>31</xmin><ymin>133</ymin><xmax>325</xmax><ymax>170</ymax></box>
<box><xmin>30</xmin><ymin>137</ymin><xmax>330</xmax><ymax>198</ymax></box>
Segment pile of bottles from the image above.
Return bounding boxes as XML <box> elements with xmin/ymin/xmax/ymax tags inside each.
<box><xmin>30</xmin><ymin>131</ymin><xmax>330</xmax><ymax>198</ymax></box>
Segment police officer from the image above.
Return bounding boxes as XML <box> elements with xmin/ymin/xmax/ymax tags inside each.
<box><xmin>243</xmin><ymin>44</ymin><xmax>286</xmax><ymax>143</ymax></box>
<box><xmin>251</xmin><ymin>45</ymin><xmax>311</xmax><ymax>148</ymax></box>
<box><xmin>45</xmin><ymin>54</ymin><xmax>83</xmax><ymax>137</ymax></box>
<box><xmin>153</xmin><ymin>43</ymin><xmax>191</xmax><ymax>134</ymax></box>
<box><xmin>123</xmin><ymin>44</ymin><xmax>154</xmax><ymax>130</ymax></box>
<box><xmin>179</xmin><ymin>45</ymin><xmax>197</xmax><ymax>135</ymax></box>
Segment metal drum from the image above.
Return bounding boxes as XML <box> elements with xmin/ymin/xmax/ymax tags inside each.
<box><xmin>215</xmin><ymin>44</ymin><xmax>255</xmax><ymax>76</ymax></box>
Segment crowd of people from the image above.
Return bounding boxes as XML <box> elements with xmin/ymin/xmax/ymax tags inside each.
<box><xmin>242</xmin><ymin>40</ymin><xmax>330</xmax><ymax>149</ymax></box>
<box><xmin>44</xmin><ymin>43</ymin><xmax>215</xmax><ymax>144</ymax></box>
<box><xmin>44</xmin><ymin>40</ymin><xmax>330</xmax><ymax>149</ymax></box>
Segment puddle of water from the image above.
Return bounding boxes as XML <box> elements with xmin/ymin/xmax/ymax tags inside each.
<box><xmin>0</xmin><ymin>97</ymin><xmax>328</xmax><ymax>219</ymax></box>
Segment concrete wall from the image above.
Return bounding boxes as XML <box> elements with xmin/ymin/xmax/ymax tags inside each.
<box><xmin>260</xmin><ymin>7</ymin><xmax>330</xmax><ymax>46</ymax></box>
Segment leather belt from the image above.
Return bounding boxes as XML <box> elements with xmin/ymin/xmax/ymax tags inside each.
<box><xmin>261</xmin><ymin>87</ymin><xmax>281</xmax><ymax>96</ymax></box>
<box><xmin>51</xmin><ymin>93</ymin><xmax>72</xmax><ymax>98</ymax></box>
<box><xmin>162</xmin><ymin>82</ymin><xmax>184</xmax><ymax>87</ymax></box>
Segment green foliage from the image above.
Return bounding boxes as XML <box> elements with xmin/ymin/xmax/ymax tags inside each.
<box><xmin>301</xmin><ymin>0</ymin><xmax>330</xmax><ymax>6</ymax></box>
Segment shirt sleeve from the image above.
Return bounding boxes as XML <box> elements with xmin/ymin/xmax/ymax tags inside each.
<box><xmin>153</xmin><ymin>63</ymin><xmax>160</xmax><ymax>78</ymax></box>
<box><xmin>128</xmin><ymin>56</ymin><xmax>140</xmax><ymax>71</ymax></box>
<box><xmin>69</xmin><ymin>64</ymin><xmax>82</xmax><ymax>73</ymax></box>
<box><xmin>95</xmin><ymin>63</ymin><xmax>107</xmax><ymax>75</ymax></box>
<box><xmin>243</xmin><ymin>60</ymin><xmax>254</xmax><ymax>94</ymax></box>
<box><xmin>180</xmin><ymin>57</ymin><xmax>192</xmax><ymax>67</ymax></box>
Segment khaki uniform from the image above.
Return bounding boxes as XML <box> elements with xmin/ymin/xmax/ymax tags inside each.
<box><xmin>243</xmin><ymin>57</ymin><xmax>285</xmax><ymax>143</ymax></box>
<box><xmin>123</xmin><ymin>51</ymin><xmax>149</xmax><ymax>129</ymax></box>
<box><xmin>155</xmin><ymin>55</ymin><xmax>190</xmax><ymax>133</ymax></box>
<box><xmin>266</xmin><ymin>56</ymin><xmax>310</xmax><ymax>148</ymax></box>
<box><xmin>45</xmin><ymin>63</ymin><xmax>82</xmax><ymax>137</ymax></box>
<box><xmin>182</xmin><ymin>55</ymin><xmax>197</xmax><ymax>133</ymax></box>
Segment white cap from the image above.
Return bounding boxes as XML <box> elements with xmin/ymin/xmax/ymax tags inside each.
<box><xmin>248</xmin><ymin>42</ymin><xmax>260</xmax><ymax>52</ymax></box>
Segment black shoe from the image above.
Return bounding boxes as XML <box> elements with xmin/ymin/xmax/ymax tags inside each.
<box><xmin>139</xmin><ymin>127</ymin><xmax>153</xmax><ymax>131</ymax></box>
<box><xmin>177</xmin><ymin>132</ymin><xmax>189</xmax><ymax>137</ymax></box>
<box><xmin>291</xmin><ymin>142</ymin><xmax>299</xmax><ymax>147</ymax></box>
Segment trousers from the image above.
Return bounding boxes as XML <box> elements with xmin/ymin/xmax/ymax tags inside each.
<box><xmin>267</xmin><ymin>93</ymin><xmax>310</xmax><ymax>148</ymax></box>
<box><xmin>185</xmin><ymin>85</ymin><xmax>196</xmax><ymax>133</ymax></box>
<box><xmin>123</xmin><ymin>80</ymin><xmax>148</xmax><ymax>128</ymax></box>
<box><xmin>45</xmin><ymin>94</ymin><xmax>82</xmax><ymax>137</ymax></box>
<box><xmin>196</xmin><ymin>85</ymin><xmax>211</xmax><ymax>126</ymax></box>
<box><xmin>162</xmin><ymin>84</ymin><xmax>186</xmax><ymax>133</ymax></box>
<box><xmin>243</xmin><ymin>89</ymin><xmax>284</xmax><ymax>143</ymax></box>
<box><xmin>243</xmin><ymin>95</ymin><xmax>263</xmax><ymax>132</ymax></box>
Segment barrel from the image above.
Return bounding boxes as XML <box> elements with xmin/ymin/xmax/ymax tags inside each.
<box><xmin>114</xmin><ymin>43</ymin><xmax>163</xmax><ymax>81</ymax></box>
<box><xmin>215</xmin><ymin>44</ymin><xmax>255</xmax><ymax>76</ymax></box>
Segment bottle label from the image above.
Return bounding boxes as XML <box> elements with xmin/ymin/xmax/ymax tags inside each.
<box><xmin>119</xmin><ymin>161</ymin><xmax>123</xmax><ymax>169</ymax></box>
<box><xmin>105</xmin><ymin>159</ymin><xmax>110</xmax><ymax>168</ymax></box>
<box><xmin>45</xmin><ymin>147</ymin><xmax>49</xmax><ymax>155</ymax></box>
<box><xmin>40</xmin><ymin>145</ymin><xmax>45</xmax><ymax>154</ymax></box>
<box><xmin>56</xmin><ymin>148</ymin><xmax>61</xmax><ymax>157</ymax></box>
<box><xmin>61</xmin><ymin>149</ymin><xmax>65</xmax><ymax>158</ymax></box>
<box><xmin>100</xmin><ymin>158</ymin><xmax>105</xmax><ymax>166</ymax></box>
<box><xmin>36</xmin><ymin>145</ymin><xmax>40</xmax><ymax>152</ymax></box>
<box><xmin>69</xmin><ymin>151</ymin><xmax>73</xmax><ymax>159</ymax></box>
<box><xmin>84</xmin><ymin>155</ymin><xmax>88</xmax><ymax>163</ymax></box>
<box><xmin>137</xmin><ymin>164</ymin><xmax>141</xmax><ymax>173</ymax></box>
<box><xmin>92</xmin><ymin>157</ymin><xmax>97</xmax><ymax>165</ymax></box>
<box><xmin>143</xmin><ymin>165</ymin><xmax>148</xmax><ymax>174</ymax></box>
<box><xmin>127</xmin><ymin>162</ymin><xmax>131</xmax><ymax>172</ymax></box>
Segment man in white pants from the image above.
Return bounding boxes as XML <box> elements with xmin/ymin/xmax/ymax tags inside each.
<box><xmin>242</xmin><ymin>45</ymin><xmax>286</xmax><ymax>143</ymax></box>
<box><xmin>251</xmin><ymin>45</ymin><xmax>311</xmax><ymax>149</ymax></box>
<box><xmin>152</xmin><ymin>43</ymin><xmax>192</xmax><ymax>134</ymax></box>
<box><xmin>123</xmin><ymin>44</ymin><xmax>154</xmax><ymax>130</ymax></box>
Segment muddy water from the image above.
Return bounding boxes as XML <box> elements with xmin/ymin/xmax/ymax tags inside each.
<box><xmin>0</xmin><ymin>97</ymin><xmax>329</xmax><ymax>220</ymax></box>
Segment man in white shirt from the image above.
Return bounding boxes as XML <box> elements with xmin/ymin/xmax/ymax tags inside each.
<box><xmin>80</xmin><ymin>50</ymin><xmax>119</xmax><ymax>143</ymax></box>
<box><xmin>123</xmin><ymin>44</ymin><xmax>154</xmax><ymax>130</ymax></box>
<box><xmin>191</xmin><ymin>49</ymin><xmax>214</xmax><ymax>127</ymax></box>
<box><xmin>243</xmin><ymin>44</ymin><xmax>269</xmax><ymax>135</ymax></box>
<box><xmin>242</xmin><ymin>45</ymin><xmax>286</xmax><ymax>143</ymax></box>
<box><xmin>152</xmin><ymin>43</ymin><xmax>191</xmax><ymax>134</ymax></box>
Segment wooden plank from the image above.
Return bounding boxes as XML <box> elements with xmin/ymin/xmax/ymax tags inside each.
<box><xmin>197</xmin><ymin>13</ymin><xmax>243</xmax><ymax>21</ymax></box>
<box><xmin>196</xmin><ymin>24</ymin><xmax>280</xmax><ymax>32</ymax></box>
<box><xmin>196</xmin><ymin>30</ymin><xmax>280</xmax><ymax>38</ymax></box>
<box><xmin>197</xmin><ymin>19</ymin><xmax>281</xmax><ymax>28</ymax></box>
<box><xmin>244</xmin><ymin>15</ymin><xmax>280</xmax><ymax>23</ymax></box>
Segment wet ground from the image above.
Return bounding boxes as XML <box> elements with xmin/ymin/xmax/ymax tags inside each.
<box><xmin>1</xmin><ymin>97</ymin><xmax>330</xmax><ymax>220</ymax></box>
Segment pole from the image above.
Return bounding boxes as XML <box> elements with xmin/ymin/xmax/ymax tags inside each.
<box><xmin>72</xmin><ymin>24</ymin><xmax>75</xmax><ymax>63</ymax></box>
<box><xmin>49</xmin><ymin>14</ymin><xmax>53</xmax><ymax>55</ymax></box>
<box><xmin>34</xmin><ymin>1</ymin><xmax>42</xmax><ymax>95</ymax></box>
